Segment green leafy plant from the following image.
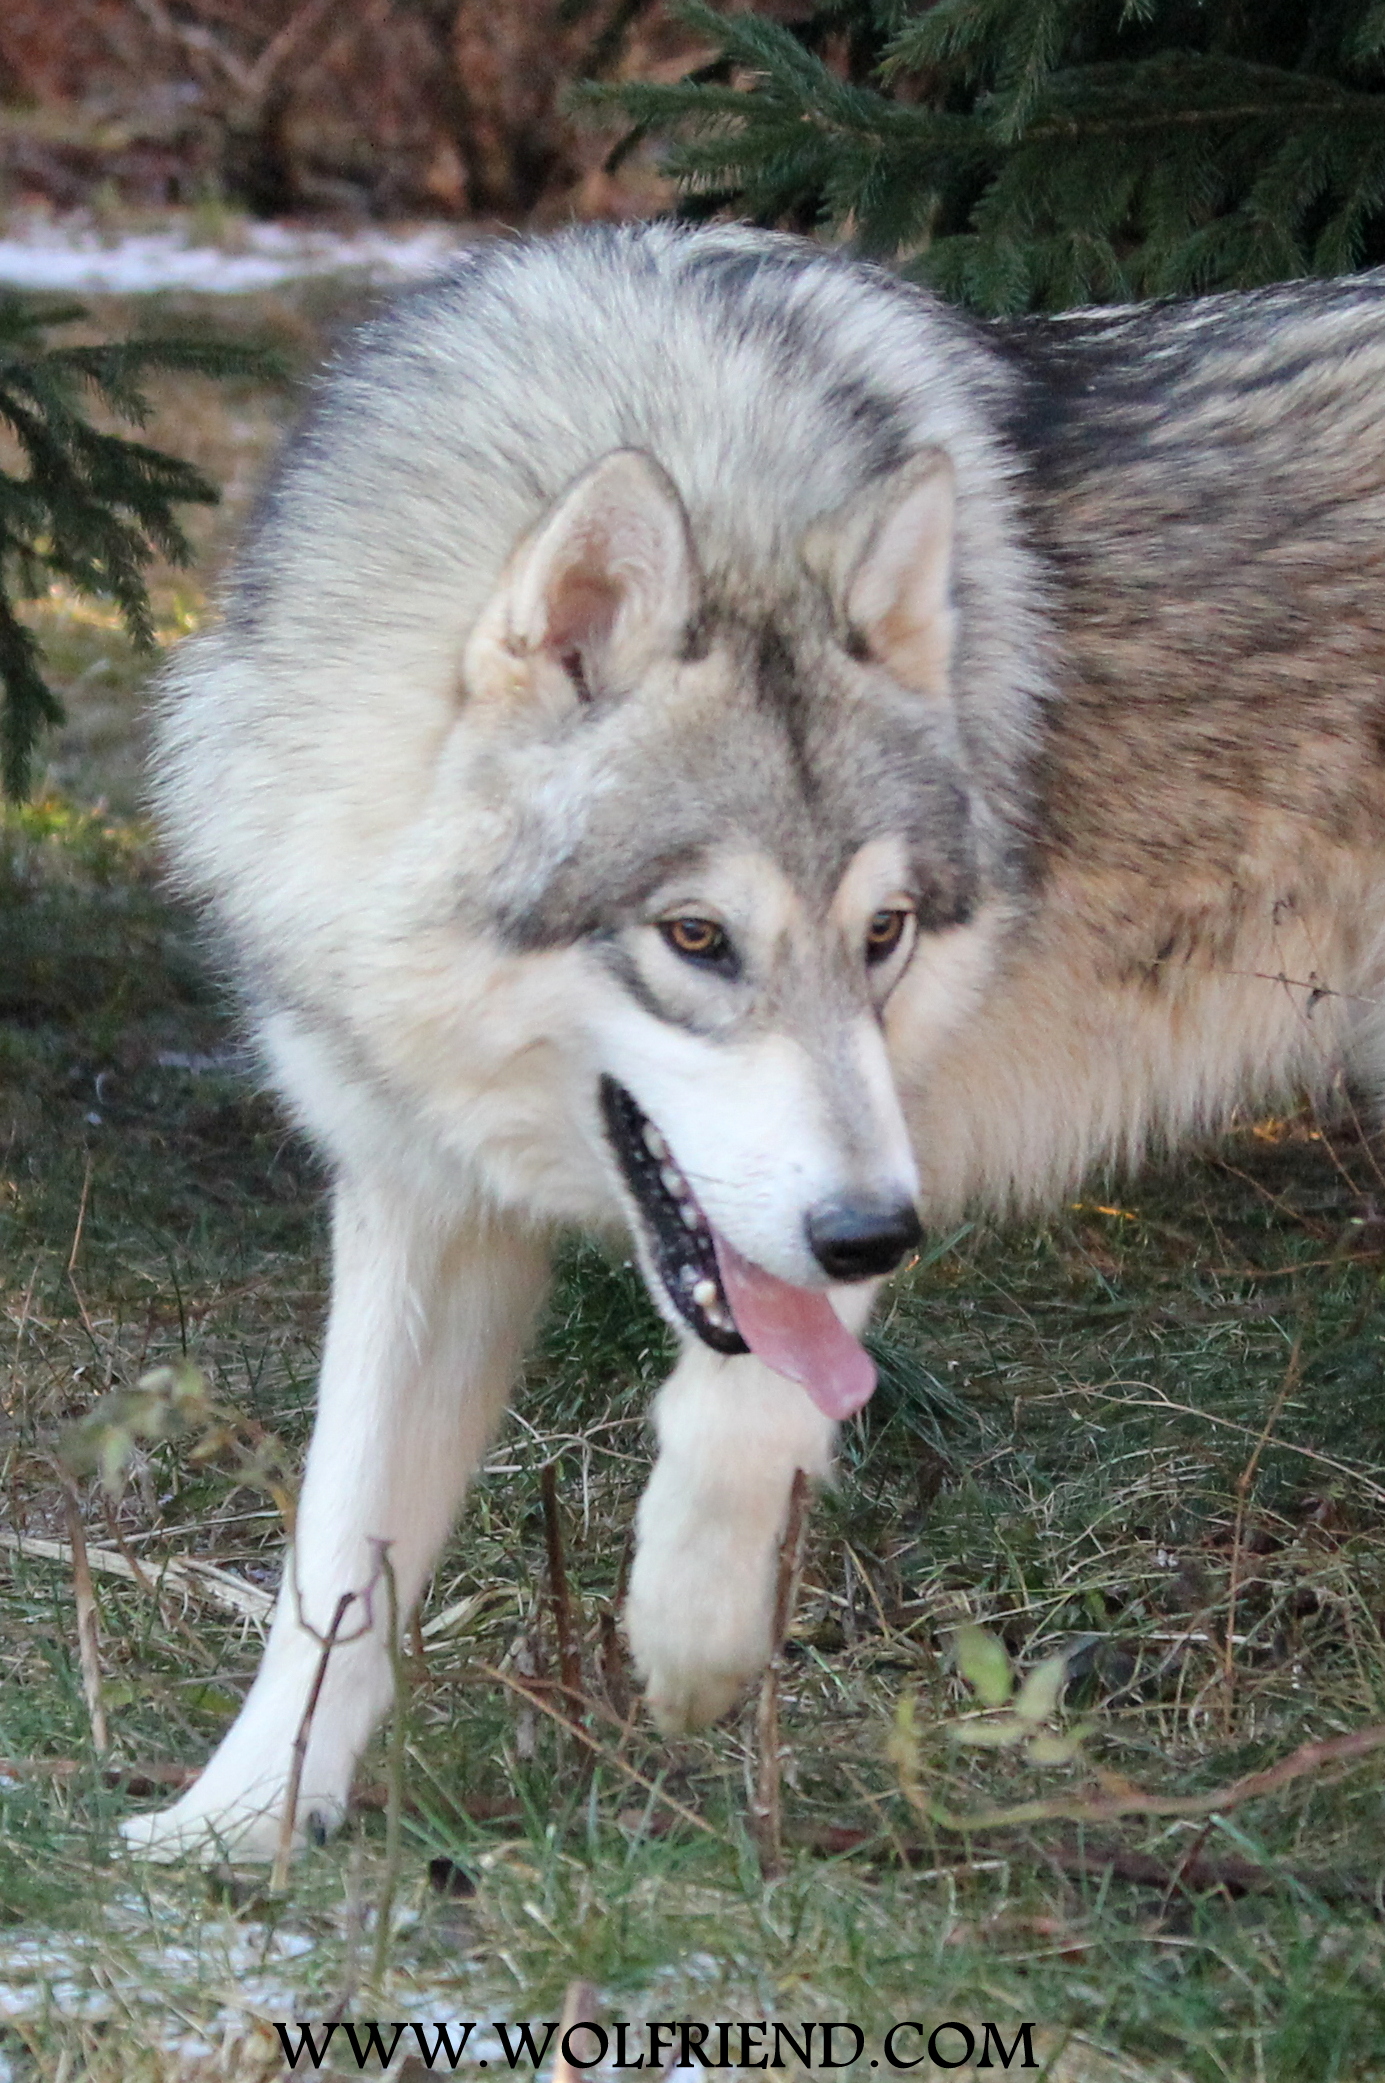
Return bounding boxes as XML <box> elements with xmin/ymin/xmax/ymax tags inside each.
<box><xmin>0</xmin><ymin>294</ymin><xmax>272</xmax><ymax>796</ymax></box>
<box><xmin>585</xmin><ymin>0</ymin><xmax>1385</xmax><ymax>311</ymax></box>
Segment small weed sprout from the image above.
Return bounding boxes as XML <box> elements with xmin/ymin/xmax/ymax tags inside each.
<box><xmin>894</xmin><ymin>1625</ymin><xmax>1092</xmax><ymax>1780</ymax></box>
<box><xmin>947</xmin><ymin>1624</ymin><xmax>1092</xmax><ymax>1764</ymax></box>
<box><xmin>58</xmin><ymin>1358</ymin><xmax>297</xmax><ymax>1526</ymax></box>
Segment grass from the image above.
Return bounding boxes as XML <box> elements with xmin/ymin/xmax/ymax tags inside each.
<box><xmin>3</xmin><ymin>334</ymin><xmax>1385</xmax><ymax>2081</ymax></box>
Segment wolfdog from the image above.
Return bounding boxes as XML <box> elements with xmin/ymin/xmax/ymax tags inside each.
<box><xmin>124</xmin><ymin>221</ymin><xmax>1385</xmax><ymax>1859</ymax></box>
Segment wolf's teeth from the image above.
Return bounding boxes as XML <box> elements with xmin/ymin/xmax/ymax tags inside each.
<box><xmin>691</xmin><ymin>1277</ymin><xmax>719</xmax><ymax>1309</ymax></box>
<box><xmin>659</xmin><ymin>1164</ymin><xmax>687</xmax><ymax>1199</ymax></box>
<box><xmin>643</xmin><ymin>1125</ymin><xmax>669</xmax><ymax>1162</ymax></box>
<box><xmin>678</xmin><ymin>1201</ymin><xmax>700</xmax><ymax>1230</ymax></box>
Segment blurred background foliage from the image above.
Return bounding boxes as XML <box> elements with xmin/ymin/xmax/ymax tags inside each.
<box><xmin>5</xmin><ymin>0</ymin><xmax>1385</xmax><ymax>785</ymax></box>
<box><xmin>591</xmin><ymin>0</ymin><xmax>1385</xmax><ymax>312</ymax></box>
<box><xmin>0</xmin><ymin>0</ymin><xmax>696</xmax><ymax>223</ymax></box>
<box><xmin>5</xmin><ymin>2</ymin><xmax>1383</xmax><ymax>307</ymax></box>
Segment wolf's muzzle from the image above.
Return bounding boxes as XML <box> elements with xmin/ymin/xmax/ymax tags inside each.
<box><xmin>805</xmin><ymin>1196</ymin><xmax>922</xmax><ymax>1281</ymax></box>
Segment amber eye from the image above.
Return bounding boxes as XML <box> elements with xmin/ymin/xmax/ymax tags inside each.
<box><xmin>660</xmin><ymin>916</ymin><xmax>734</xmax><ymax>967</ymax></box>
<box><xmin>864</xmin><ymin>908</ymin><xmax>910</xmax><ymax>965</ymax></box>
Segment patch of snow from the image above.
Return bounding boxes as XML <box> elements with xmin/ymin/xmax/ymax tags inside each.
<box><xmin>154</xmin><ymin>1049</ymin><xmax>241</xmax><ymax>1074</ymax></box>
<box><xmin>0</xmin><ymin>217</ymin><xmax>470</xmax><ymax>294</ymax></box>
<box><xmin>0</xmin><ymin>1899</ymin><xmax>713</xmax><ymax>2078</ymax></box>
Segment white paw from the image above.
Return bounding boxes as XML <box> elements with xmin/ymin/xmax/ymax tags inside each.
<box><xmin>119</xmin><ymin>1780</ymin><xmax>346</xmax><ymax>1864</ymax></box>
<box><xmin>629</xmin><ymin>1594</ymin><xmax>774</xmax><ymax>1733</ymax></box>
<box><xmin>625</xmin><ymin>1497</ymin><xmax>781</xmax><ymax>1732</ymax></box>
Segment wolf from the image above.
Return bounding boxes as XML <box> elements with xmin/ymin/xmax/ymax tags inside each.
<box><xmin>123</xmin><ymin>220</ymin><xmax>1385</xmax><ymax>1860</ymax></box>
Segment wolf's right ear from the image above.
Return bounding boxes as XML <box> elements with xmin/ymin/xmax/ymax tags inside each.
<box><xmin>803</xmin><ymin>449</ymin><xmax>956</xmax><ymax>700</ymax></box>
<box><xmin>464</xmin><ymin>449</ymin><xmax>698</xmax><ymax>707</ymax></box>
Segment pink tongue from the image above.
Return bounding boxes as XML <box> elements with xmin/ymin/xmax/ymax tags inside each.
<box><xmin>714</xmin><ymin>1235</ymin><xmax>877</xmax><ymax>1419</ymax></box>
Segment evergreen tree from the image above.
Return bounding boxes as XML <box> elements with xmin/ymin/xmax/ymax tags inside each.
<box><xmin>588</xmin><ymin>0</ymin><xmax>1385</xmax><ymax>313</ymax></box>
<box><xmin>0</xmin><ymin>295</ymin><xmax>271</xmax><ymax>797</ymax></box>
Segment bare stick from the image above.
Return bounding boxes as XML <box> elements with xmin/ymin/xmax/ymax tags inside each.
<box><xmin>270</xmin><ymin>1588</ymin><xmax>356</xmax><ymax>1892</ymax></box>
<box><xmin>1223</xmin><ymin>1337</ymin><xmax>1302</xmax><ymax>1726</ymax></box>
<box><xmin>60</xmin><ymin>1481</ymin><xmax>107</xmax><ymax>1754</ymax></box>
<box><xmin>750</xmin><ymin>1469</ymin><xmax>810</xmax><ymax>1881</ymax></box>
<box><xmin>552</xmin><ymin>1982</ymin><xmax>600</xmax><ymax>2083</ymax></box>
<box><xmin>369</xmin><ymin>1545</ymin><xmax>405</xmax><ymax>1999</ymax></box>
<box><xmin>541</xmin><ymin>1461</ymin><xmax>583</xmax><ymax>1716</ymax></box>
<box><xmin>477</xmin><ymin>1663</ymin><xmax>722</xmax><ymax>1840</ymax></box>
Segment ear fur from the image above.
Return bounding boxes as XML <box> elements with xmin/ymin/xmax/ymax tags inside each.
<box><xmin>465</xmin><ymin>449</ymin><xmax>697</xmax><ymax>707</ymax></box>
<box><xmin>803</xmin><ymin>449</ymin><xmax>957</xmax><ymax>698</ymax></box>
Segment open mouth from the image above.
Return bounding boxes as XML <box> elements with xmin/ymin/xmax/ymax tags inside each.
<box><xmin>598</xmin><ymin>1075</ymin><xmax>749</xmax><ymax>1355</ymax></box>
<box><xmin>598</xmin><ymin>1076</ymin><xmax>880</xmax><ymax>1421</ymax></box>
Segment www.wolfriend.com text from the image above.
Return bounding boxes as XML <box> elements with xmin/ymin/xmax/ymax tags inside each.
<box><xmin>274</xmin><ymin>2016</ymin><xmax>1040</xmax><ymax>2071</ymax></box>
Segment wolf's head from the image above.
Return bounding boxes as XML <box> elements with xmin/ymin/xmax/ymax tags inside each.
<box><xmin>443</xmin><ymin>447</ymin><xmax>1002</xmax><ymax>1418</ymax></box>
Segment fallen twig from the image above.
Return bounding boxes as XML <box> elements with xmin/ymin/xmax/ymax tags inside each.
<box><xmin>418</xmin><ymin>1586</ymin><xmax>514</xmax><ymax>1643</ymax></box>
<box><xmin>753</xmin><ymin>1818</ymin><xmax>1385</xmax><ymax>1905</ymax></box>
<box><xmin>1046</xmin><ymin>1829</ymin><xmax>1385</xmax><ymax>1908</ymax></box>
<box><xmin>904</xmin><ymin>1719</ymin><xmax>1385</xmax><ymax>1833</ymax></box>
<box><xmin>0</xmin><ymin>1530</ymin><xmax>274</xmax><ymax>1624</ymax></box>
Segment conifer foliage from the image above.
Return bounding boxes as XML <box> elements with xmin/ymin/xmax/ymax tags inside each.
<box><xmin>592</xmin><ymin>0</ymin><xmax>1385</xmax><ymax>313</ymax></box>
<box><xmin>0</xmin><ymin>295</ymin><xmax>267</xmax><ymax>796</ymax></box>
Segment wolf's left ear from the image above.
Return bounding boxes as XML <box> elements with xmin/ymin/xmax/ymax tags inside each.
<box><xmin>466</xmin><ymin>449</ymin><xmax>698</xmax><ymax>705</ymax></box>
<box><xmin>803</xmin><ymin>449</ymin><xmax>956</xmax><ymax>698</ymax></box>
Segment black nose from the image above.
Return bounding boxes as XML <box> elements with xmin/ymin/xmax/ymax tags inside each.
<box><xmin>805</xmin><ymin>1196</ymin><xmax>923</xmax><ymax>1281</ymax></box>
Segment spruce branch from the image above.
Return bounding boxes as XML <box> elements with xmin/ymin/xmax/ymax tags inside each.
<box><xmin>0</xmin><ymin>292</ymin><xmax>277</xmax><ymax>797</ymax></box>
<box><xmin>587</xmin><ymin>0</ymin><xmax>1385</xmax><ymax>311</ymax></box>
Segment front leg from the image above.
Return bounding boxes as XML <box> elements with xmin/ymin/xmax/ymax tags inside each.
<box><xmin>627</xmin><ymin>1283</ymin><xmax>878</xmax><ymax>1730</ymax></box>
<box><xmin>624</xmin><ymin>1316</ymin><xmax>870</xmax><ymax>1731</ymax></box>
<box><xmin>122</xmin><ymin>1175</ymin><xmax>548</xmax><ymax>1862</ymax></box>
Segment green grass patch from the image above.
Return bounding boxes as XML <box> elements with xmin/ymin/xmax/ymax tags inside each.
<box><xmin>2</xmin><ymin>782</ymin><xmax>1385</xmax><ymax>2079</ymax></box>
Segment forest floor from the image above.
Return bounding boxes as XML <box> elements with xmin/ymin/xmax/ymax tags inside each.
<box><xmin>2</xmin><ymin>272</ymin><xmax>1385</xmax><ymax>2082</ymax></box>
